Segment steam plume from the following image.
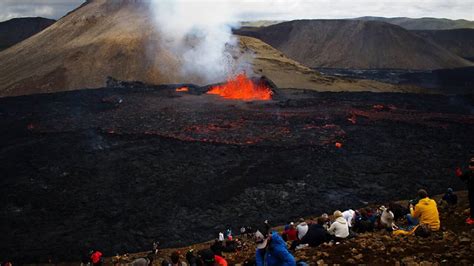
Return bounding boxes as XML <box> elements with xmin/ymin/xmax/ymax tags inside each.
<box><xmin>150</xmin><ymin>0</ymin><xmax>246</xmax><ymax>83</ymax></box>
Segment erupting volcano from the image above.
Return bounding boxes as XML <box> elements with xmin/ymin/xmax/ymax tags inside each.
<box><xmin>207</xmin><ymin>73</ymin><xmax>273</xmax><ymax>101</ymax></box>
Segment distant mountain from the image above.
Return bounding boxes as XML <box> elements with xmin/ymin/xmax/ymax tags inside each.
<box><xmin>0</xmin><ymin>17</ymin><xmax>56</xmax><ymax>51</ymax></box>
<box><xmin>235</xmin><ymin>20</ymin><xmax>473</xmax><ymax>70</ymax></box>
<box><xmin>0</xmin><ymin>0</ymin><xmax>409</xmax><ymax>98</ymax></box>
<box><xmin>356</xmin><ymin>16</ymin><xmax>474</xmax><ymax>30</ymax></box>
<box><xmin>413</xmin><ymin>29</ymin><xmax>474</xmax><ymax>61</ymax></box>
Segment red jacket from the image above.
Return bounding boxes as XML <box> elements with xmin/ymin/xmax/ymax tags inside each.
<box><xmin>286</xmin><ymin>228</ymin><xmax>297</xmax><ymax>241</ymax></box>
<box><xmin>215</xmin><ymin>255</ymin><xmax>228</xmax><ymax>266</ymax></box>
<box><xmin>91</xmin><ymin>251</ymin><xmax>103</xmax><ymax>264</ymax></box>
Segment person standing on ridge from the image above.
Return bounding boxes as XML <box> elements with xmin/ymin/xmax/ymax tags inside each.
<box><xmin>456</xmin><ymin>157</ymin><xmax>474</xmax><ymax>225</ymax></box>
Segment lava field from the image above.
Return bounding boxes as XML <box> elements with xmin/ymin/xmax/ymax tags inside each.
<box><xmin>0</xmin><ymin>82</ymin><xmax>473</xmax><ymax>262</ymax></box>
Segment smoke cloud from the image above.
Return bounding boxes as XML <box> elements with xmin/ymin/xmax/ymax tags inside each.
<box><xmin>150</xmin><ymin>0</ymin><xmax>248</xmax><ymax>83</ymax></box>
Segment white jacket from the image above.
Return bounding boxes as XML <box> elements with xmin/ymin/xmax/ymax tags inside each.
<box><xmin>342</xmin><ymin>209</ymin><xmax>355</xmax><ymax>227</ymax></box>
<box><xmin>380</xmin><ymin>209</ymin><xmax>395</xmax><ymax>228</ymax></box>
<box><xmin>296</xmin><ymin>222</ymin><xmax>309</xmax><ymax>240</ymax></box>
<box><xmin>328</xmin><ymin>217</ymin><xmax>349</xmax><ymax>238</ymax></box>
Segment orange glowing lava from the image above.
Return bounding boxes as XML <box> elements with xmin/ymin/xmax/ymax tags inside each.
<box><xmin>176</xmin><ymin>87</ymin><xmax>189</xmax><ymax>92</ymax></box>
<box><xmin>207</xmin><ymin>74</ymin><xmax>273</xmax><ymax>101</ymax></box>
<box><xmin>335</xmin><ymin>142</ymin><xmax>343</xmax><ymax>148</ymax></box>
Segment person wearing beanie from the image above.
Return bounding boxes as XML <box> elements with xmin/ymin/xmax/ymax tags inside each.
<box><xmin>408</xmin><ymin>189</ymin><xmax>440</xmax><ymax>231</ymax></box>
<box><xmin>456</xmin><ymin>157</ymin><xmax>474</xmax><ymax>225</ymax></box>
<box><xmin>327</xmin><ymin>210</ymin><xmax>349</xmax><ymax>241</ymax></box>
<box><xmin>441</xmin><ymin>188</ymin><xmax>458</xmax><ymax>206</ymax></box>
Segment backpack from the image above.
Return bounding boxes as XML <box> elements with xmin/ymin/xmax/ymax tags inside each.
<box><xmin>414</xmin><ymin>224</ymin><xmax>431</xmax><ymax>237</ymax></box>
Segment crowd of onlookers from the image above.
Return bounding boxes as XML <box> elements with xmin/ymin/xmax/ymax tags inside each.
<box><xmin>3</xmin><ymin>158</ymin><xmax>473</xmax><ymax>266</ymax></box>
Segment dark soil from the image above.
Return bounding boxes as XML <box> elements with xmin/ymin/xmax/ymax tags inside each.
<box><xmin>0</xmin><ymin>84</ymin><xmax>473</xmax><ymax>263</ymax></box>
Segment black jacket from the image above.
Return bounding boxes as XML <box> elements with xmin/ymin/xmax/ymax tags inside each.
<box><xmin>460</xmin><ymin>170</ymin><xmax>474</xmax><ymax>192</ymax></box>
<box><xmin>301</xmin><ymin>224</ymin><xmax>330</xmax><ymax>247</ymax></box>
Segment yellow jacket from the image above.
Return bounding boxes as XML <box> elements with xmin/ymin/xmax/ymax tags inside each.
<box><xmin>410</xmin><ymin>197</ymin><xmax>440</xmax><ymax>231</ymax></box>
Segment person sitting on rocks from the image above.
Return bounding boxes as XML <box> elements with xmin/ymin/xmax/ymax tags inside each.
<box><xmin>210</xmin><ymin>239</ymin><xmax>224</xmax><ymax>256</ymax></box>
<box><xmin>225</xmin><ymin>228</ymin><xmax>233</xmax><ymax>241</ymax></box>
<box><xmin>152</xmin><ymin>241</ymin><xmax>160</xmax><ymax>255</ymax></box>
<box><xmin>456</xmin><ymin>157</ymin><xmax>474</xmax><ymax>225</ymax></box>
<box><xmin>198</xmin><ymin>249</ymin><xmax>228</xmax><ymax>266</ymax></box>
<box><xmin>296</xmin><ymin>218</ymin><xmax>309</xmax><ymax>241</ymax></box>
<box><xmin>352</xmin><ymin>208</ymin><xmax>374</xmax><ymax>233</ymax></box>
<box><xmin>240</xmin><ymin>226</ymin><xmax>246</xmax><ymax>238</ymax></box>
<box><xmin>388</xmin><ymin>202</ymin><xmax>409</xmax><ymax>221</ymax></box>
<box><xmin>129</xmin><ymin>253</ymin><xmax>154</xmax><ymax>266</ymax></box>
<box><xmin>255</xmin><ymin>228</ymin><xmax>296</xmax><ymax>266</ymax></box>
<box><xmin>303</xmin><ymin>217</ymin><xmax>332</xmax><ymax>247</ymax></box>
<box><xmin>90</xmin><ymin>250</ymin><xmax>103</xmax><ymax>266</ymax></box>
<box><xmin>282</xmin><ymin>222</ymin><xmax>297</xmax><ymax>242</ymax></box>
<box><xmin>379</xmin><ymin>205</ymin><xmax>398</xmax><ymax>231</ymax></box>
<box><xmin>327</xmin><ymin>210</ymin><xmax>349</xmax><ymax>242</ymax></box>
<box><xmin>342</xmin><ymin>209</ymin><xmax>355</xmax><ymax>228</ymax></box>
<box><xmin>441</xmin><ymin>188</ymin><xmax>458</xmax><ymax>206</ymax></box>
<box><xmin>171</xmin><ymin>251</ymin><xmax>187</xmax><ymax>266</ymax></box>
<box><xmin>407</xmin><ymin>189</ymin><xmax>440</xmax><ymax>231</ymax></box>
<box><xmin>185</xmin><ymin>249</ymin><xmax>197</xmax><ymax>266</ymax></box>
<box><xmin>320</xmin><ymin>213</ymin><xmax>331</xmax><ymax>230</ymax></box>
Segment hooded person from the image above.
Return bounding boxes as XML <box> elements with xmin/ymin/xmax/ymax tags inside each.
<box><xmin>255</xmin><ymin>227</ymin><xmax>296</xmax><ymax>266</ymax></box>
<box><xmin>456</xmin><ymin>157</ymin><xmax>474</xmax><ymax>225</ymax></box>
<box><xmin>408</xmin><ymin>189</ymin><xmax>440</xmax><ymax>231</ymax></box>
<box><xmin>327</xmin><ymin>210</ymin><xmax>349</xmax><ymax>241</ymax></box>
<box><xmin>441</xmin><ymin>188</ymin><xmax>458</xmax><ymax>206</ymax></box>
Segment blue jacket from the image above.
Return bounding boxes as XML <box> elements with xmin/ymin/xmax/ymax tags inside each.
<box><xmin>256</xmin><ymin>232</ymin><xmax>296</xmax><ymax>266</ymax></box>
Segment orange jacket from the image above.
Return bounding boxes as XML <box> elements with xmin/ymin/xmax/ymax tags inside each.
<box><xmin>410</xmin><ymin>197</ymin><xmax>440</xmax><ymax>231</ymax></box>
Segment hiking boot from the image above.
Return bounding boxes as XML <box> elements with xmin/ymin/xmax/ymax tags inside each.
<box><xmin>466</xmin><ymin>218</ymin><xmax>474</xmax><ymax>225</ymax></box>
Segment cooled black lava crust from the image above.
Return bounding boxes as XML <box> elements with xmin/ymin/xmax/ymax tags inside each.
<box><xmin>0</xmin><ymin>85</ymin><xmax>473</xmax><ymax>262</ymax></box>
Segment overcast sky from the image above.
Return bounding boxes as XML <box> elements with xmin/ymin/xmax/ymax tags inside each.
<box><xmin>0</xmin><ymin>0</ymin><xmax>472</xmax><ymax>22</ymax></box>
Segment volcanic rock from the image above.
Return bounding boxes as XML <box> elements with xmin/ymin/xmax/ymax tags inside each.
<box><xmin>0</xmin><ymin>83</ymin><xmax>473</xmax><ymax>263</ymax></box>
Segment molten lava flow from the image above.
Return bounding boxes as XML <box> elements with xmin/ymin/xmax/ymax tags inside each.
<box><xmin>207</xmin><ymin>74</ymin><xmax>273</xmax><ymax>101</ymax></box>
<box><xmin>176</xmin><ymin>87</ymin><xmax>189</xmax><ymax>92</ymax></box>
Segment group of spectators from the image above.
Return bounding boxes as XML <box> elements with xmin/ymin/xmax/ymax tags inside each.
<box><xmin>75</xmin><ymin>157</ymin><xmax>474</xmax><ymax>266</ymax></box>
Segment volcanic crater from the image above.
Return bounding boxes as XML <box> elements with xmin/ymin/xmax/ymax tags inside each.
<box><xmin>0</xmin><ymin>79</ymin><xmax>473</xmax><ymax>262</ymax></box>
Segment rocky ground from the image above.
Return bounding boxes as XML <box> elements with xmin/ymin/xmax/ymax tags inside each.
<box><xmin>112</xmin><ymin>191</ymin><xmax>474</xmax><ymax>265</ymax></box>
<box><xmin>1</xmin><ymin>83</ymin><xmax>473</xmax><ymax>263</ymax></box>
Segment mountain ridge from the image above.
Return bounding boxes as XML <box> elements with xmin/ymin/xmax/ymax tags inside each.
<box><xmin>235</xmin><ymin>19</ymin><xmax>473</xmax><ymax>70</ymax></box>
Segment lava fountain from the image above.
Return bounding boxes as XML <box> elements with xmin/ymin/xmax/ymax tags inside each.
<box><xmin>207</xmin><ymin>73</ymin><xmax>273</xmax><ymax>101</ymax></box>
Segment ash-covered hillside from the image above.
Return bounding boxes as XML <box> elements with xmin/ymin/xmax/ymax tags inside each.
<box><xmin>235</xmin><ymin>20</ymin><xmax>473</xmax><ymax>70</ymax></box>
